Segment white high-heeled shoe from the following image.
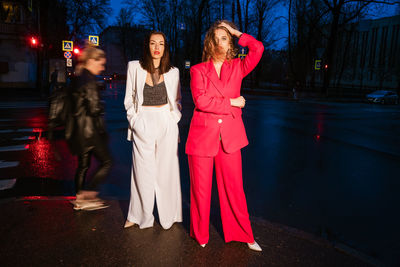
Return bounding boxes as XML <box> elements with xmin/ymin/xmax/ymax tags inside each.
<box><xmin>247</xmin><ymin>241</ymin><xmax>262</xmax><ymax>251</ymax></box>
<box><xmin>124</xmin><ymin>220</ymin><xmax>135</xmax><ymax>228</ymax></box>
<box><xmin>200</xmin><ymin>244</ymin><xmax>206</xmax><ymax>247</ymax></box>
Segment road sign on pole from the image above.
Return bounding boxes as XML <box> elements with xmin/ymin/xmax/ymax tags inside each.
<box><xmin>64</xmin><ymin>51</ymin><xmax>72</xmax><ymax>59</ymax></box>
<box><xmin>315</xmin><ymin>59</ymin><xmax>322</xmax><ymax>70</ymax></box>
<box><xmin>89</xmin><ymin>35</ymin><xmax>99</xmax><ymax>46</ymax></box>
<box><xmin>28</xmin><ymin>0</ymin><xmax>32</xmax><ymax>12</ymax></box>
<box><xmin>66</xmin><ymin>58</ymin><xmax>72</xmax><ymax>67</ymax></box>
<box><xmin>185</xmin><ymin>61</ymin><xmax>190</xmax><ymax>69</ymax></box>
<box><xmin>238</xmin><ymin>48</ymin><xmax>247</xmax><ymax>60</ymax></box>
<box><xmin>62</xmin><ymin>41</ymin><xmax>73</xmax><ymax>51</ymax></box>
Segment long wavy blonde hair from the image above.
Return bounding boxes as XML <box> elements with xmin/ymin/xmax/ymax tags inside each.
<box><xmin>75</xmin><ymin>45</ymin><xmax>106</xmax><ymax>75</ymax></box>
<box><xmin>202</xmin><ymin>20</ymin><xmax>238</xmax><ymax>62</ymax></box>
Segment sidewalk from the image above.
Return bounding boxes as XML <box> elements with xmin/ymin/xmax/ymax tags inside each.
<box><xmin>0</xmin><ymin>197</ymin><xmax>374</xmax><ymax>267</ymax></box>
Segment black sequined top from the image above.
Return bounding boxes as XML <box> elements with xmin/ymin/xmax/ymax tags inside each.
<box><xmin>142</xmin><ymin>81</ymin><xmax>168</xmax><ymax>106</ymax></box>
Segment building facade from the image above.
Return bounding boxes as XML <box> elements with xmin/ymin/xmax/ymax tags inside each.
<box><xmin>327</xmin><ymin>15</ymin><xmax>400</xmax><ymax>91</ymax></box>
<box><xmin>100</xmin><ymin>25</ymin><xmax>149</xmax><ymax>77</ymax></box>
<box><xmin>0</xmin><ymin>1</ymin><xmax>38</xmax><ymax>88</ymax></box>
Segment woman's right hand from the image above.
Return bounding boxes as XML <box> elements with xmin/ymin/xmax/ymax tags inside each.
<box><xmin>230</xmin><ymin>96</ymin><xmax>246</xmax><ymax>108</ymax></box>
<box><xmin>219</xmin><ymin>22</ymin><xmax>242</xmax><ymax>37</ymax></box>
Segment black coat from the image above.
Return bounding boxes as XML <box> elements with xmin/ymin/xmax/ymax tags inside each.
<box><xmin>67</xmin><ymin>68</ymin><xmax>107</xmax><ymax>155</ymax></box>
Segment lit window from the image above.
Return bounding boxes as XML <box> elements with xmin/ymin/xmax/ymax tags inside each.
<box><xmin>1</xmin><ymin>3</ymin><xmax>22</xmax><ymax>24</ymax></box>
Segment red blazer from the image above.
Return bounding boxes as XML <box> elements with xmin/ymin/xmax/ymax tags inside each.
<box><xmin>185</xmin><ymin>33</ymin><xmax>264</xmax><ymax>157</ymax></box>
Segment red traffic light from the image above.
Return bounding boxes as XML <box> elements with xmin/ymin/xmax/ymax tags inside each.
<box><xmin>73</xmin><ymin>48</ymin><xmax>80</xmax><ymax>55</ymax></box>
<box><xmin>324</xmin><ymin>64</ymin><xmax>328</xmax><ymax>69</ymax></box>
<box><xmin>29</xmin><ymin>36</ymin><xmax>38</xmax><ymax>47</ymax></box>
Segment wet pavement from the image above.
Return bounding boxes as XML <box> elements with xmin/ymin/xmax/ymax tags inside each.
<box><xmin>1</xmin><ymin>83</ymin><xmax>399</xmax><ymax>266</ymax></box>
<box><xmin>0</xmin><ymin>197</ymin><xmax>370</xmax><ymax>267</ymax></box>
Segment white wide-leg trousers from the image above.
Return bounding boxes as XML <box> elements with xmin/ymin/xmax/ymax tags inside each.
<box><xmin>127</xmin><ymin>105</ymin><xmax>182</xmax><ymax>229</ymax></box>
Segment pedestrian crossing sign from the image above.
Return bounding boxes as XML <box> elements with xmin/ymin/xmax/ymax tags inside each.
<box><xmin>89</xmin><ymin>35</ymin><xmax>99</xmax><ymax>46</ymax></box>
<box><xmin>238</xmin><ymin>47</ymin><xmax>247</xmax><ymax>60</ymax></box>
<box><xmin>185</xmin><ymin>61</ymin><xmax>190</xmax><ymax>69</ymax></box>
<box><xmin>62</xmin><ymin>40</ymin><xmax>73</xmax><ymax>51</ymax></box>
<box><xmin>238</xmin><ymin>54</ymin><xmax>247</xmax><ymax>60</ymax></box>
<box><xmin>315</xmin><ymin>59</ymin><xmax>322</xmax><ymax>70</ymax></box>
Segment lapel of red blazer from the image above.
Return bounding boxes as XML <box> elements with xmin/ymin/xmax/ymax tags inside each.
<box><xmin>204</xmin><ymin>60</ymin><xmax>225</xmax><ymax>97</ymax></box>
<box><xmin>220</xmin><ymin>60</ymin><xmax>232</xmax><ymax>90</ymax></box>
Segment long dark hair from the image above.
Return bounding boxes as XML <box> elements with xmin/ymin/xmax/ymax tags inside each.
<box><xmin>139</xmin><ymin>31</ymin><xmax>172</xmax><ymax>74</ymax></box>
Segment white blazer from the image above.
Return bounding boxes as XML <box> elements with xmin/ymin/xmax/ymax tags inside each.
<box><xmin>124</xmin><ymin>60</ymin><xmax>182</xmax><ymax>141</ymax></box>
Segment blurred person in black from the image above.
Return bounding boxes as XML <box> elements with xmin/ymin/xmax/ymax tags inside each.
<box><xmin>68</xmin><ymin>46</ymin><xmax>112</xmax><ymax>211</ymax></box>
<box><xmin>49</xmin><ymin>68</ymin><xmax>59</xmax><ymax>95</ymax></box>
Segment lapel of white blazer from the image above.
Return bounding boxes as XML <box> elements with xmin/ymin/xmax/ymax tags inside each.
<box><xmin>163</xmin><ymin>69</ymin><xmax>174</xmax><ymax>105</ymax></box>
<box><xmin>136</xmin><ymin>63</ymin><xmax>147</xmax><ymax>106</ymax></box>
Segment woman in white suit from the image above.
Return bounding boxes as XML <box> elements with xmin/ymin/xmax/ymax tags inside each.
<box><xmin>124</xmin><ymin>31</ymin><xmax>182</xmax><ymax>229</ymax></box>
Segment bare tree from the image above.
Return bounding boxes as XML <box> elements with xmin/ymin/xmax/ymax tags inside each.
<box><xmin>124</xmin><ymin>0</ymin><xmax>187</xmax><ymax>63</ymax></box>
<box><xmin>64</xmin><ymin>0</ymin><xmax>112</xmax><ymax>40</ymax></box>
<box><xmin>126</xmin><ymin>0</ymin><xmax>167</xmax><ymax>30</ymax></box>
<box><xmin>116</xmin><ymin>8</ymin><xmax>134</xmax><ymax>65</ymax></box>
<box><xmin>243</xmin><ymin>0</ymin><xmax>252</xmax><ymax>32</ymax></box>
<box><xmin>334</xmin><ymin>25</ymin><xmax>355</xmax><ymax>87</ymax></box>
<box><xmin>287</xmin><ymin>0</ymin><xmax>400</xmax><ymax>93</ymax></box>
<box><xmin>236</xmin><ymin>0</ymin><xmax>243</xmax><ymax>31</ymax></box>
<box><xmin>253</xmin><ymin>0</ymin><xmax>280</xmax><ymax>45</ymax></box>
<box><xmin>120</xmin><ymin>0</ymin><xmax>284</xmax><ymax>71</ymax></box>
<box><xmin>193</xmin><ymin>0</ymin><xmax>210</xmax><ymax>63</ymax></box>
<box><xmin>289</xmin><ymin>0</ymin><xmax>328</xmax><ymax>88</ymax></box>
<box><xmin>231</xmin><ymin>0</ymin><xmax>236</xmax><ymax>23</ymax></box>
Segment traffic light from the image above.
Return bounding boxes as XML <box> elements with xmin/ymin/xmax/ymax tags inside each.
<box><xmin>29</xmin><ymin>36</ymin><xmax>39</xmax><ymax>48</ymax></box>
<box><xmin>73</xmin><ymin>48</ymin><xmax>80</xmax><ymax>55</ymax></box>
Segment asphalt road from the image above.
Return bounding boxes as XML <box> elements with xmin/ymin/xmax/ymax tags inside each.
<box><xmin>1</xmin><ymin>83</ymin><xmax>399</xmax><ymax>266</ymax></box>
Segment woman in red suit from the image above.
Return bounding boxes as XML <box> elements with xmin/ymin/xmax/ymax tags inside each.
<box><xmin>185</xmin><ymin>21</ymin><xmax>264</xmax><ymax>251</ymax></box>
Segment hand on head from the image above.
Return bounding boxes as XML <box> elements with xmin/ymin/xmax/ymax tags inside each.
<box><xmin>218</xmin><ymin>22</ymin><xmax>240</xmax><ymax>37</ymax></box>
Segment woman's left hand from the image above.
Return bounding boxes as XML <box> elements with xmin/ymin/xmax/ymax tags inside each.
<box><xmin>230</xmin><ymin>96</ymin><xmax>246</xmax><ymax>108</ymax></box>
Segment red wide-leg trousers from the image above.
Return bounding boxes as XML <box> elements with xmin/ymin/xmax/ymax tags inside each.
<box><xmin>188</xmin><ymin>143</ymin><xmax>254</xmax><ymax>245</ymax></box>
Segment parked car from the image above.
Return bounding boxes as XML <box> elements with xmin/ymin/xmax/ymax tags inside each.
<box><xmin>102</xmin><ymin>75</ymin><xmax>113</xmax><ymax>83</ymax></box>
<box><xmin>366</xmin><ymin>90</ymin><xmax>399</xmax><ymax>104</ymax></box>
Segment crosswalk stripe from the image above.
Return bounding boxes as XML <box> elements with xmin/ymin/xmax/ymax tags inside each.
<box><xmin>16</xmin><ymin>128</ymin><xmax>34</xmax><ymax>132</ymax></box>
<box><xmin>13</xmin><ymin>136</ymin><xmax>34</xmax><ymax>141</ymax></box>
<box><xmin>0</xmin><ymin>160</ymin><xmax>19</xmax><ymax>168</ymax></box>
<box><xmin>0</xmin><ymin>145</ymin><xmax>28</xmax><ymax>152</ymax></box>
<box><xmin>0</xmin><ymin>128</ymin><xmax>35</xmax><ymax>133</ymax></box>
<box><xmin>0</xmin><ymin>179</ymin><xmax>16</xmax><ymax>190</ymax></box>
